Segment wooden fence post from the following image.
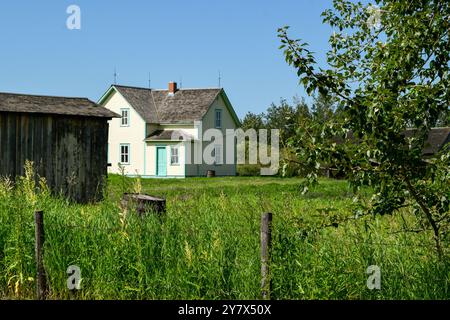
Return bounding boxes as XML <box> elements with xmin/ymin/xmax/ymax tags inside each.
<box><xmin>261</xmin><ymin>212</ymin><xmax>273</xmax><ymax>300</ymax></box>
<box><xmin>34</xmin><ymin>210</ymin><xmax>47</xmax><ymax>300</ymax></box>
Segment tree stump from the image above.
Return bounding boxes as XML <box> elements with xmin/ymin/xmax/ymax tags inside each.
<box><xmin>121</xmin><ymin>193</ymin><xmax>166</xmax><ymax>216</ymax></box>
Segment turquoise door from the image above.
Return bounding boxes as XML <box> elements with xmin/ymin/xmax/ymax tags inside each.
<box><xmin>156</xmin><ymin>146</ymin><xmax>167</xmax><ymax>176</ymax></box>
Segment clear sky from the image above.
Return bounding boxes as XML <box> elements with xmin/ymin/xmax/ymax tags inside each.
<box><xmin>0</xmin><ymin>1</ymin><xmax>335</xmax><ymax>119</ymax></box>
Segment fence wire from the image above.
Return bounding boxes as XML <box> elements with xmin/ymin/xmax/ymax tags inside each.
<box><xmin>37</xmin><ymin>213</ymin><xmax>450</xmax><ymax>291</ymax></box>
<box><xmin>49</xmin><ymin>217</ymin><xmax>448</xmax><ymax>251</ymax></box>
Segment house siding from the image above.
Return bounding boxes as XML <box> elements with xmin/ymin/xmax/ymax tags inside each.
<box><xmin>144</xmin><ymin>142</ymin><xmax>186</xmax><ymax>177</ymax></box>
<box><xmin>185</xmin><ymin>94</ymin><xmax>238</xmax><ymax>177</ymax></box>
<box><xmin>103</xmin><ymin>90</ymin><xmax>146</xmax><ymax>175</ymax></box>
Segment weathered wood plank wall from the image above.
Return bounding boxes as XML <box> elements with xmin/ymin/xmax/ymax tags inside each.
<box><xmin>0</xmin><ymin>112</ymin><xmax>109</xmax><ymax>203</ymax></box>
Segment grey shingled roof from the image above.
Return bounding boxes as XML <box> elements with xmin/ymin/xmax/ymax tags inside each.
<box><xmin>403</xmin><ymin>127</ymin><xmax>450</xmax><ymax>155</ymax></box>
<box><xmin>0</xmin><ymin>92</ymin><xmax>118</xmax><ymax>118</ymax></box>
<box><xmin>146</xmin><ymin>129</ymin><xmax>194</xmax><ymax>141</ymax></box>
<box><xmin>333</xmin><ymin>127</ymin><xmax>450</xmax><ymax>156</ymax></box>
<box><xmin>113</xmin><ymin>85</ymin><xmax>222</xmax><ymax>124</ymax></box>
<box><xmin>112</xmin><ymin>86</ymin><xmax>159</xmax><ymax>123</ymax></box>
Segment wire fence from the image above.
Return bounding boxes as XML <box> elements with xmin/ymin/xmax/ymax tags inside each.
<box><xmin>52</xmin><ymin>220</ymin><xmax>450</xmax><ymax>285</ymax></box>
<box><xmin>49</xmin><ymin>215</ymin><xmax>446</xmax><ymax>250</ymax></box>
<box><xmin>28</xmin><ymin>209</ymin><xmax>450</xmax><ymax>300</ymax></box>
<box><xmin>55</xmin><ymin>222</ymin><xmax>122</xmax><ymax>233</ymax></box>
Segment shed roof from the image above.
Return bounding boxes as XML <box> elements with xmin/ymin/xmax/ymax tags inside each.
<box><xmin>0</xmin><ymin>92</ymin><xmax>119</xmax><ymax>118</ymax></box>
<box><xmin>145</xmin><ymin>129</ymin><xmax>194</xmax><ymax>141</ymax></box>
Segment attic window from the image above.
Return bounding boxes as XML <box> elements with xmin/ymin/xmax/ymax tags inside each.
<box><xmin>120</xmin><ymin>108</ymin><xmax>130</xmax><ymax>127</ymax></box>
<box><xmin>215</xmin><ymin>109</ymin><xmax>222</xmax><ymax>128</ymax></box>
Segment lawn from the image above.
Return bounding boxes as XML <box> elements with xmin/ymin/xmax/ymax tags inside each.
<box><xmin>0</xmin><ymin>172</ymin><xmax>448</xmax><ymax>299</ymax></box>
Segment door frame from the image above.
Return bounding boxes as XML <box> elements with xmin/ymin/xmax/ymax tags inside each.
<box><xmin>156</xmin><ymin>146</ymin><xmax>167</xmax><ymax>177</ymax></box>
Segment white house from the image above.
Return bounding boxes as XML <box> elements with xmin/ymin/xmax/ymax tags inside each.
<box><xmin>98</xmin><ymin>82</ymin><xmax>240</xmax><ymax>177</ymax></box>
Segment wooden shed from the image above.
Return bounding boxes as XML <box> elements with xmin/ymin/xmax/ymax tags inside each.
<box><xmin>0</xmin><ymin>92</ymin><xmax>119</xmax><ymax>203</ymax></box>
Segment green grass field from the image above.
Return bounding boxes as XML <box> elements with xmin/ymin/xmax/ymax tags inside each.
<box><xmin>0</xmin><ymin>171</ymin><xmax>448</xmax><ymax>299</ymax></box>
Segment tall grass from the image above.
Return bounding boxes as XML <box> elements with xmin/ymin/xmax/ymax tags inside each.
<box><xmin>0</xmin><ymin>167</ymin><xmax>448</xmax><ymax>299</ymax></box>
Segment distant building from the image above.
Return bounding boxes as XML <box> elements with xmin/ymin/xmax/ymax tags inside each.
<box><xmin>326</xmin><ymin>127</ymin><xmax>450</xmax><ymax>178</ymax></box>
<box><xmin>0</xmin><ymin>92</ymin><xmax>118</xmax><ymax>203</ymax></box>
<box><xmin>99</xmin><ymin>82</ymin><xmax>240</xmax><ymax>177</ymax></box>
<box><xmin>334</xmin><ymin>127</ymin><xmax>450</xmax><ymax>157</ymax></box>
<box><xmin>403</xmin><ymin>127</ymin><xmax>450</xmax><ymax>157</ymax></box>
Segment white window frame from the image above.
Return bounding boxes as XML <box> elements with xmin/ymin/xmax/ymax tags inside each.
<box><xmin>120</xmin><ymin>108</ymin><xmax>130</xmax><ymax>127</ymax></box>
<box><xmin>215</xmin><ymin>109</ymin><xmax>222</xmax><ymax>129</ymax></box>
<box><xmin>170</xmin><ymin>146</ymin><xmax>180</xmax><ymax>165</ymax></box>
<box><xmin>119</xmin><ymin>144</ymin><xmax>130</xmax><ymax>165</ymax></box>
<box><xmin>214</xmin><ymin>144</ymin><xmax>223</xmax><ymax>165</ymax></box>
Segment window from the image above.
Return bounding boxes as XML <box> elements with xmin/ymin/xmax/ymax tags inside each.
<box><xmin>214</xmin><ymin>145</ymin><xmax>222</xmax><ymax>165</ymax></box>
<box><xmin>120</xmin><ymin>144</ymin><xmax>130</xmax><ymax>164</ymax></box>
<box><xmin>215</xmin><ymin>109</ymin><xmax>222</xmax><ymax>128</ymax></box>
<box><xmin>171</xmin><ymin>146</ymin><xmax>179</xmax><ymax>165</ymax></box>
<box><xmin>120</xmin><ymin>109</ymin><xmax>130</xmax><ymax>127</ymax></box>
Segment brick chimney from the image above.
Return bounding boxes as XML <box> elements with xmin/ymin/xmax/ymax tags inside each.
<box><xmin>168</xmin><ymin>81</ymin><xmax>178</xmax><ymax>94</ymax></box>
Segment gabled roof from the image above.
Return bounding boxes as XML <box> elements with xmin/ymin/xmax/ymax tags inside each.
<box><xmin>334</xmin><ymin>127</ymin><xmax>450</xmax><ymax>156</ymax></box>
<box><xmin>151</xmin><ymin>88</ymin><xmax>221</xmax><ymax>124</ymax></box>
<box><xmin>403</xmin><ymin>127</ymin><xmax>450</xmax><ymax>155</ymax></box>
<box><xmin>0</xmin><ymin>92</ymin><xmax>118</xmax><ymax>118</ymax></box>
<box><xmin>99</xmin><ymin>85</ymin><xmax>240</xmax><ymax>125</ymax></box>
<box><xmin>109</xmin><ymin>85</ymin><xmax>159</xmax><ymax>123</ymax></box>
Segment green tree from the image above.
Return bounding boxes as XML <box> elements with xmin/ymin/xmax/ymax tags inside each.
<box><xmin>279</xmin><ymin>0</ymin><xmax>450</xmax><ymax>256</ymax></box>
<box><xmin>265</xmin><ymin>98</ymin><xmax>298</xmax><ymax>144</ymax></box>
<box><xmin>436</xmin><ymin>108</ymin><xmax>450</xmax><ymax>127</ymax></box>
<box><xmin>311</xmin><ymin>93</ymin><xmax>338</xmax><ymax>125</ymax></box>
<box><xmin>241</xmin><ymin>112</ymin><xmax>266</xmax><ymax>132</ymax></box>
<box><xmin>293</xmin><ymin>95</ymin><xmax>312</xmax><ymax>125</ymax></box>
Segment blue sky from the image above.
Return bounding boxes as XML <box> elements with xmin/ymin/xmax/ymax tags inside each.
<box><xmin>0</xmin><ymin>1</ymin><xmax>335</xmax><ymax>118</ymax></box>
